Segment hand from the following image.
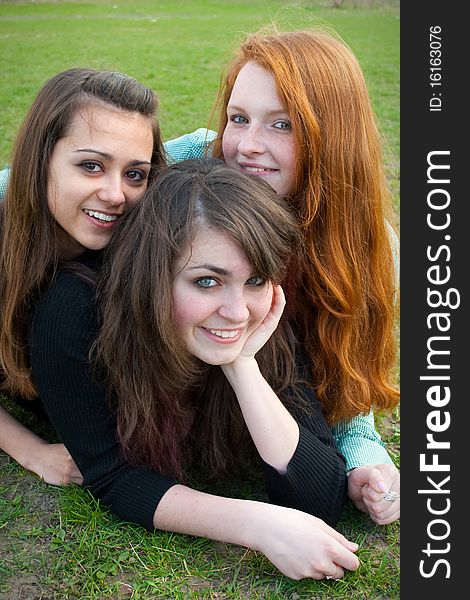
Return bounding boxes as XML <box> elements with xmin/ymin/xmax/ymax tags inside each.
<box><xmin>238</xmin><ymin>284</ymin><xmax>285</xmax><ymax>360</ymax></box>
<box><xmin>255</xmin><ymin>504</ymin><xmax>360</xmax><ymax>580</ymax></box>
<box><xmin>32</xmin><ymin>442</ymin><xmax>83</xmax><ymax>486</ymax></box>
<box><xmin>347</xmin><ymin>464</ymin><xmax>400</xmax><ymax>525</ymax></box>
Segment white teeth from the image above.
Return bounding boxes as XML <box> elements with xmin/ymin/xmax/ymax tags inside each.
<box><xmin>208</xmin><ymin>329</ymin><xmax>240</xmax><ymax>339</ymax></box>
<box><xmin>243</xmin><ymin>166</ymin><xmax>269</xmax><ymax>173</ymax></box>
<box><xmin>84</xmin><ymin>209</ymin><xmax>118</xmax><ymax>222</ymax></box>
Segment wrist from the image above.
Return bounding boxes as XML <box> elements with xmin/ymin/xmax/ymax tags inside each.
<box><xmin>221</xmin><ymin>356</ymin><xmax>260</xmax><ymax>382</ymax></box>
<box><xmin>18</xmin><ymin>437</ymin><xmax>48</xmax><ymax>472</ymax></box>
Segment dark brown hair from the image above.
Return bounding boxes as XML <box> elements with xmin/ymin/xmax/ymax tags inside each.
<box><xmin>95</xmin><ymin>158</ymin><xmax>301</xmax><ymax>479</ymax></box>
<box><xmin>0</xmin><ymin>68</ymin><xmax>165</xmax><ymax>398</ymax></box>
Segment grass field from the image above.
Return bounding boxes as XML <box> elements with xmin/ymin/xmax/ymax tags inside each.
<box><xmin>0</xmin><ymin>1</ymin><xmax>400</xmax><ymax>598</ymax></box>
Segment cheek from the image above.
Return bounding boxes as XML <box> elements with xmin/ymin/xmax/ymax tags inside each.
<box><xmin>222</xmin><ymin>130</ymin><xmax>238</xmax><ymax>163</ymax></box>
<box><xmin>46</xmin><ymin>176</ymin><xmax>61</xmax><ymax>217</ymax></box>
<box><xmin>127</xmin><ymin>187</ymin><xmax>146</xmax><ymax>206</ymax></box>
<box><xmin>172</xmin><ymin>290</ymin><xmax>210</xmax><ymax>331</ymax></box>
<box><xmin>277</xmin><ymin>142</ymin><xmax>296</xmax><ymax>188</ymax></box>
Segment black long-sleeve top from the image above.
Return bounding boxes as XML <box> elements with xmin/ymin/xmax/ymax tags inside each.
<box><xmin>30</xmin><ymin>254</ymin><xmax>347</xmax><ymax>530</ymax></box>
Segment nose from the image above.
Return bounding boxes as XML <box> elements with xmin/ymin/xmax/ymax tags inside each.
<box><xmin>217</xmin><ymin>289</ymin><xmax>250</xmax><ymax>323</ymax></box>
<box><xmin>97</xmin><ymin>173</ymin><xmax>126</xmax><ymax>206</ymax></box>
<box><xmin>237</xmin><ymin>124</ymin><xmax>266</xmax><ymax>156</ymax></box>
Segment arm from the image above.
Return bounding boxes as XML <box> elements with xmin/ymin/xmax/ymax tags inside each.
<box><xmin>154</xmin><ymin>484</ymin><xmax>359</xmax><ymax>580</ymax></box>
<box><xmin>332</xmin><ymin>411</ymin><xmax>392</xmax><ymax>471</ymax></box>
<box><xmin>30</xmin><ymin>268</ymin><xmax>177</xmax><ymax>530</ymax></box>
<box><xmin>222</xmin><ymin>286</ymin><xmax>347</xmax><ymax>526</ymax></box>
<box><xmin>333</xmin><ymin>411</ymin><xmax>400</xmax><ymax>524</ymax></box>
<box><xmin>31</xmin><ymin>273</ymin><xmax>358</xmax><ymax>579</ymax></box>
<box><xmin>0</xmin><ymin>403</ymin><xmax>82</xmax><ymax>485</ymax></box>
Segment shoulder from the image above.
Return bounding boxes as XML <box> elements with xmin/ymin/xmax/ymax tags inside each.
<box><xmin>32</xmin><ymin>267</ymin><xmax>98</xmax><ymax>352</ymax></box>
<box><xmin>0</xmin><ymin>166</ymin><xmax>10</xmax><ymax>200</ymax></box>
<box><xmin>164</xmin><ymin>128</ymin><xmax>217</xmax><ymax>163</ymax></box>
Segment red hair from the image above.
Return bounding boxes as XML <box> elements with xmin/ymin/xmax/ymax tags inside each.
<box><xmin>212</xmin><ymin>27</ymin><xmax>399</xmax><ymax>423</ymax></box>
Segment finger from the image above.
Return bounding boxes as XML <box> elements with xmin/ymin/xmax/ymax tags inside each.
<box><xmin>362</xmin><ymin>483</ymin><xmax>387</xmax><ymax>504</ymax></box>
<box><xmin>317</xmin><ymin>521</ymin><xmax>359</xmax><ymax>552</ymax></box>
<box><xmin>325</xmin><ymin>564</ymin><xmax>345</xmax><ymax>580</ymax></box>
<box><xmin>370</xmin><ymin>506</ymin><xmax>400</xmax><ymax>525</ymax></box>
<box><xmin>379</xmin><ymin>511</ymin><xmax>400</xmax><ymax>525</ymax></box>
<box><xmin>363</xmin><ymin>496</ymin><xmax>400</xmax><ymax>524</ymax></box>
<box><xmin>265</xmin><ymin>284</ymin><xmax>285</xmax><ymax>325</ymax></box>
<box><xmin>332</xmin><ymin>543</ymin><xmax>361</xmax><ymax>571</ymax></box>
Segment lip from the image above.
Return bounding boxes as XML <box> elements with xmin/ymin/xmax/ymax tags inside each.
<box><xmin>200</xmin><ymin>326</ymin><xmax>244</xmax><ymax>344</ymax></box>
<box><xmin>237</xmin><ymin>162</ymin><xmax>278</xmax><ymax>174</ymax></box>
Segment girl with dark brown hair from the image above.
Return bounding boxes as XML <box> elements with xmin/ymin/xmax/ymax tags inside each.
<box><xmin>28</xmin><ymin>157</ymin><xmax>359</xmax><ymax>580</ymax></box>
<box><xmin>0</xmin><ymin>67</ymin><xmax>165</xmax><ymax>484</ymax></box>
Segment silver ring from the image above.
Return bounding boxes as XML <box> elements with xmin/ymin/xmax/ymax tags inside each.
<box><xmin>383</xmin><ymin>489</ymin><xmax>400</xmax><ymax>502</ymax></box>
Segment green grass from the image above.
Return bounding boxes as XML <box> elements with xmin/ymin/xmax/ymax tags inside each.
<box><xmin>0</xmin><ymin>0</ymin><xmax>399</xmax><ymax>207</ymax></box>
<box><xmin>0</xmin><ymin>400</ymin><xmax>400</xmax><ymax>599</ymax></box>
<box><xmin>0</xmin><ymin>1</ymin><xmax>399</xmax><ymax>598</ymax></box>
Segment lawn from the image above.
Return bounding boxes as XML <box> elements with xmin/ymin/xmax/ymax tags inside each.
<box><xmin>0</xmin><ymin>1</ymin><xmax>400</xmax><ymax>598</ymax></box>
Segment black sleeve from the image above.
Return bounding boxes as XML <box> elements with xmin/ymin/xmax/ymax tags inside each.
<box><xmin>262</xmin><ymin>377</ymin><xmax>348</xmax><ymax>526</ymax></box>
<box><xmin>30</xmin><ymin>272</ymin><xmax>177</xmax><ymax>531</ymax></box>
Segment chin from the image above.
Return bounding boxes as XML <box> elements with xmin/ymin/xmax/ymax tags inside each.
<box><xmin>195</xmin><ymin>353</ymin><xmax>239</xmax><ymax>366</ymax></box>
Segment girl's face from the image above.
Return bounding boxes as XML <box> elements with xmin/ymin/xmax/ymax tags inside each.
<box><xmin>222</xmin><ymin>61</ymin><xmax>296</xmax><ymax>198</ymax></box>
<box><xmin>47</xmin><ymin>104</ymin><xmax>154</xmax><ymax>258</ymax></box>
<box><xmin>172</xmin><ymin>226</ymin><xmax>273</xmax><ymax>365</ymax></box>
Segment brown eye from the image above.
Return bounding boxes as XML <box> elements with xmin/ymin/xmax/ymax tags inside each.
<box><xmin>81</xmin><ymin>161</ymin><xmax>102</xmax><ymax>173</ymax></box>
<box><xmin>126</xmin><ymin>170</ymin><xmax>147</xmax><ymax>183</ymax></box>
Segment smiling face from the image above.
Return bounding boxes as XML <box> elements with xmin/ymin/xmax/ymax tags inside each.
<box><xmin>172</xmin><ymin>226</ymin><xmax>273</xmax><ymax>365</ymax></box>
<box><xmin>222</xmin><ymin>61</ymin><xmax>296</xmax><ymax>198</ymax></box>
<box><xmin>47</xmin><ymin>104</ymin><xmax>154</xmax><ymax>258</ymax></box>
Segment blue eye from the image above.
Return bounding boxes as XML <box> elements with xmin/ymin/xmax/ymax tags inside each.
<box><xmin>231</xmin><ymin>115</ymin><xmax>249</xmax><ymax>124</ymax></box>
<box><xmin>195</xmin><ymin>277</ymin><xmax>218</xmax><ymax>288</ymax></box>
<box><xmin>246</xmin><ymin>275</ymin><xmax>266</xmax><ymax>286</ymax></box>
<box><xmin>273</xmin><ymin>120</ymin><xmax>292</xmax><ymax>131</ymax></box>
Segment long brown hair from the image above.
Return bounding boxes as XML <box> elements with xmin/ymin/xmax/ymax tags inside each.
<box><xmin>95</xmin><ymin>158</ymin><xmax>302</xmax><ymax>480</ymax></box>
<box><xmin>0</xmin><ymin>68</ymin><xmax>165</xmax><ymax>398</ymax></box>
<box><xmin>212</xmin><ymin>27</ymin><xmax>399</xmax><ymax>423</ymax></box>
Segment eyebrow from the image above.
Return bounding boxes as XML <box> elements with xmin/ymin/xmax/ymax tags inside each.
<box><xmin>227</xmin><ymin>105</ymin><xmax>288</xmax><ymax>118</ymax></box>
<box><xmin>188</xmin><ymin>264</ymin><xmax>231</xmax><ymax>277</ymax></box>
<box><xmin>74</xmin><ymin>148</ymin><xmax>151</xmax><ymax>166</ymax></box>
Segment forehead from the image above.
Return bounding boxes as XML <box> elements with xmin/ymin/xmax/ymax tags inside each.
<box><xmin>179</xmin><ymin>227</ymin><xmax>251</xmax><ymax>271</ymax></box>
<box><xmin>63</xmin><ymin>104</ymin><xmax>154</xmax><ymax>151</ymax></box>
<box><xmin>230</xmin><ymin>61</ymin><xmax>283</xmax><ymax>106</ymax></box>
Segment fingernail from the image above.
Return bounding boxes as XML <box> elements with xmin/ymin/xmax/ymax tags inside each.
<box><xmin>349</xmin><ymin>542</ymin><xmax>359</xmax><ymax>550</ymax></box>
<box><xmin>377</xmin><ymin>481</ymin><xmax>386</xmax><ymax>492</ymax></box>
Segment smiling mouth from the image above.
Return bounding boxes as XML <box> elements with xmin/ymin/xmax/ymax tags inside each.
<box><xmin>240</xmin><ymin>165</ymin><xmax>276</xmax><ymax>174</ymax></box>
<box><xmin>206</xmin><ymin>328</ymin><xmax>241</xmax><ymax>339</ymax></box>
<box><xmin>83</xmin><ymin>209</ymin><xmax>119</xmax><ymax>223</ymax></box>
